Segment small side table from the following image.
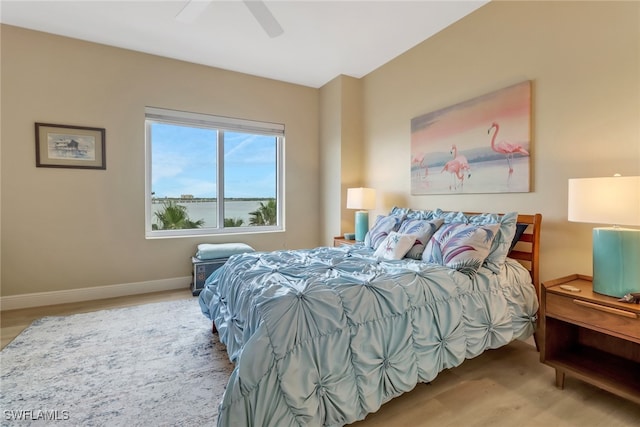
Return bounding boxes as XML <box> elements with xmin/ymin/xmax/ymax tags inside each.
<box><xmin>540</xmin><ymin>274</ymin><xmax>640</xmax><ymax>404</ymax></box>
<box><xmin>333</xmin><ymin>236</ymin><xmax>357</xmax><ymax>247</ymax></box>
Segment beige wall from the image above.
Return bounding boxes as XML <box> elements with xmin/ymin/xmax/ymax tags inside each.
<box><xmin>360</xmin><ymin>1</ymin><xmax>640</xmax><ymax>283</ymax></box>
<box><xmin>1</xmin><ymin>25</ymin><xmax>319</xmax><ymax>298</ymax></box>
<box><xmin>319</xmin><ymin>76</ymin><xmax>342</xmax><ymax>246</ymax></box>
<box><xmin>2</xmin><ymin>0</ymin><xmax>639</xmax><ymax>302</ymax></box>
<box><xmin>319</xmin><ymin>75</ymin><xmax>364</xmax><ymax>246</ymax></box>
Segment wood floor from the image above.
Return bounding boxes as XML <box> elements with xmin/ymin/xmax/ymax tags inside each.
<box><xmin>2</xmin><ymin>291</ymin><xmax>639</xmax><ymax>426</ymax></box>
<box><xmin>353</xmin><ymin>341</ymin><xmax>640</xmax><ymax>427</ymax></box>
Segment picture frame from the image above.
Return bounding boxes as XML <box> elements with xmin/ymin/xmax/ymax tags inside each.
<box><xmin>35</xmin><ymin>122</ymin><xmax>106</xmax><ymax>170</ymax></box>
<box><xmin>411</xmin><ymin>81</ymin><xmax>531</xmax><ymax>194</ymax></box>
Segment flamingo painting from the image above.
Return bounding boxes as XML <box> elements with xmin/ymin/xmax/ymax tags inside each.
<box><xmin>411</xmin><ymin>81</ymin><xmax>530</xmax><ymax>194</ymax></box>
<box><xmin>488</xmin><ymin>122</ymin><xmax>529</xmax><ymax>174</ymax></box>
<box><xmin>441</xmin><ymin>144</ymin><xmax>471</xmax><ymax>190</ymax></box>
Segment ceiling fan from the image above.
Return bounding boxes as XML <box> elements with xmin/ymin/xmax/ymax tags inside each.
<box><xmin>176</xmin><ymin>0</ymin><xmax>284</xmax><ymax>38</ymax></box>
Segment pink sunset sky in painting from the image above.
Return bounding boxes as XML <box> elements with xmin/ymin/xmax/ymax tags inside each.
<box><xmin>411</xmin><ymin>81</ymin><xmax>530</xmax><ymax>155</ymax></box>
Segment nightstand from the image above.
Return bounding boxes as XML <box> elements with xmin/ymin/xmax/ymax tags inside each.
<box><xmin>540</xmin><ymin>274</ymin><xmax>640</xmax><ymax>404</ymax></box>
<box><xmin>333</xmin><ymin>236</ymin><xmax>357</xmax><ymax>247</ymax></box>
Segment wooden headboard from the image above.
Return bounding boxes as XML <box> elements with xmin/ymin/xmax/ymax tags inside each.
<box><xmin>510</xmin><ymin>213</ymin><xmax>543</xmax><ymax>297</ymax></box>
<box><xmin>510</xmin><ymin>213</ymin><xmax>542</xmax><ymax>350</ymax></box>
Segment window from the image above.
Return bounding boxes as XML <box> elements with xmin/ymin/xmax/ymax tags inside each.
<box><xmin>145</xmin><ymin>107</ymin><xmax>284</xmax><ymax>238</ymax></box>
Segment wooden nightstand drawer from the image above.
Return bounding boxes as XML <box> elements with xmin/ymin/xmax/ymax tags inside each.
<box><xmin>546</xmin><ymin>293</ymin><xmax>640</xmax><ymax>342</ymax></box>
<box><xmin>333</xmin><ymin>237</ymin><xmax>357</xmax><ymax>247</ymax></box>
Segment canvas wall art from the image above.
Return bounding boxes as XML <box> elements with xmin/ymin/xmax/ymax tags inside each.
<box><xmin>411</xmin><ymin>81</ymin><xmax>531</xmax><ymax>194</ymax></box>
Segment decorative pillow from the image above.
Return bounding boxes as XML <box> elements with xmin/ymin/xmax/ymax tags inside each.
<box><xmin>431</xmin><ymin>209</ymin><xmax>469</xmax><ymax>223</ymax></box>
<box><xmin>469</xmin><ymin>212</ymin><xmax>518</xmax><ymax>274</ymax></box>
<box><xmin>364</xmin><ymin>214</ymin><xmax>406</xmax><ymax>249</ymax></box>
<box><xmin>389</xmin><ymin>206</ymin><xmax>434</xmax><ymax>220</ymax></box>
<box><xmin>389</xmin><ymin>206</ymin><xmax>412</xmax><ymax>216</ymax></box>
<box><xmin>423</xmin><ymin>222</ymin><xmax>500</xmax><ymax>277</ymax></box>
<box><xmin>373</xmin><ymin>232</ymin><xmax>417</xmax><ymax>260</ymax></box>
<box><xmin>432</xmin><ymin>209</ymin><xmax>518</xmax><ymax>274</ymax></box>
<box><xmin>398</xmin><ymin>218</ymin><xmax>444</xmax><ymax>259</ymax></box>
<box><xmin>508</xmin><ymin>223</ymin><xmax>528</xmax><ymax>254</ymax></box>
<box><xmin>406</xmin><ymin>209</ymin><xmax>435</xmax><ymax>220</ymax></box>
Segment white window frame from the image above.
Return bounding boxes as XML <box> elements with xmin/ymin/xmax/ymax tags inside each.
<box><xmin>144</xmin><ymin>107</ymin><xmax>284</xmax><ymax>238</ymax></box>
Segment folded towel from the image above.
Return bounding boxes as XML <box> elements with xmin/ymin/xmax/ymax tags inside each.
<box><xmin>195</xmin><ymin>243</ymin><xmax>254</xmax><ymax>260</ymax></box>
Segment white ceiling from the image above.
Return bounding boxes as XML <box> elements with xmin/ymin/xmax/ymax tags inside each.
<box><xmin>0</xmin><ymin>0</ymin><xmax>488</xmax><ymax>88</ymax></box>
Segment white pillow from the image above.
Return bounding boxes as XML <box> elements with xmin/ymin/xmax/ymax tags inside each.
<box><xmin>373</xmin><ymin>232</ymin><xmax>417</xmax><ymax>260</ymax></box>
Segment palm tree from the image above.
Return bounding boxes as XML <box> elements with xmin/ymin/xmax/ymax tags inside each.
<box><xmin>248</xmin><ymin>199</ymin><xmax>277</xmax><ymax>226</ymax></box>
<box><xmin>152</xmin><ymin>201</ymin><xmax>205</xmax><ymax>230</ymax></box>
<box><xmin>224</xmin><ymin>217</ymin><xmax>244</xmax><ymax>227</ymax></box>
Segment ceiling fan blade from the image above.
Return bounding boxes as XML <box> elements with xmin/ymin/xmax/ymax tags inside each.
<box><xmin>243</xmin><ymin>0</ymin><xmax>284</xmax><ymax>38</ymax></box>
<box><xmin>175</xmin><ymin>0</ymin><xmax>212</xmax><ymax>23</ymax></box>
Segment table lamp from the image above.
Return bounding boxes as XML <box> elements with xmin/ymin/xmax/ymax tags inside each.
<box><xmin>568</xmin><ymin>175</ymin><xmax>640</xmax><ymax>297</ymax></box>
<box><xmin>346</xmin><ymin>187</ymin><xmax>376</xmax><ymax>242</ymax></box>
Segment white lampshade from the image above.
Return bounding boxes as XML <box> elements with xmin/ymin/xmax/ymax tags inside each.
<box><xmin>568</xmin><ymin>176</ymin><xmax>640</xmax><ymax>226</ymax></box>
<box><xmin>346</xmin><ymin>188</ymin><xmax>376</xmax><ymax>210</ymax></box>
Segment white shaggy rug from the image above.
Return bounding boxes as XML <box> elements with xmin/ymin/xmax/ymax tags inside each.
<box><xmin>0</xmin><ymin>298</ymin><xmax>234</xmax><ymax>426</ymax></box>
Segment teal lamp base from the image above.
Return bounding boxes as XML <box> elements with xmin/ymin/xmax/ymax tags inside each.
<box><xmin>592</xmin><ymin>227</ymin><xmax>640</xmax><ymax>298</ymax></box>
<box><xmin>354</xmin><ymin>211</ymin><xmax>369</xmax><ymax>242</ymax></box>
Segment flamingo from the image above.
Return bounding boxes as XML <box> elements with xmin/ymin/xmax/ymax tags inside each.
<box><xmin>488</xmin><ymin>122</ymin><xmax>529</xmax><ymax>173</ymax></box>
<box><xmin>441</xmin><ymin>144</ymin><xmax>471</xmax><ymax>190</ymax></box>
<box><xmin>412</xmin><ymin>153</ymin><xmax>428</xmax><ymax>180</ymax></box>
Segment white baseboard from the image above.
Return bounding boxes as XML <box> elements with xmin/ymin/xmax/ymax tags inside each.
<box><xmin>0</xmin><ymin>276</ymin><xmax>191</xmax><ymax>311</ymax></box>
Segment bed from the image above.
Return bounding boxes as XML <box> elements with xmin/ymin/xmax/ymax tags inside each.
<box><xmin>199</xmin><ymin>209</ymin><xmax>542</xmax><ymax>427</ymax></box>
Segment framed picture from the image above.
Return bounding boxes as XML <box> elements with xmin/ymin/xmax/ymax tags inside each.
<box><xmin>35</xmin><ymin>123</ymin><xmax>106</xmax><ymax>169</ymax></box>
<box><xmin>411</xmin><ymin>81</ymin><xmax>531</xmax><ymax>194</ymax></box>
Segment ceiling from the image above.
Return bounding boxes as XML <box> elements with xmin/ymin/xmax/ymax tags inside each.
<box><xmin>0</xmin><ymin>1</ymin><xmax>489</xmax><ymax>88</ymax></box>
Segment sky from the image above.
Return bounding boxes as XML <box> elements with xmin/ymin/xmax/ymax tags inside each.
<box><xmin>151</xmin><ymin>123</ymin><xmax>277</xmax><ymax>199</ymax></box>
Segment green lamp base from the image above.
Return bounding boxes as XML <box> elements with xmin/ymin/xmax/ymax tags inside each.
<box><xmin>592</xmin><ymin>227</ymin><xmax>640</xmax><ymax>298</ymax></box>
<box><xmin>354</xmin><ymin>211</ymin><xmax>369</xmax><ymax>242</ymax></box>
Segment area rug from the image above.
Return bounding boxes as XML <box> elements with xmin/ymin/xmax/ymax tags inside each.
<box><xmin>0</xmin><ymin>298</ymin><xmax>234</xmax><ymax>426</ymax></box>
